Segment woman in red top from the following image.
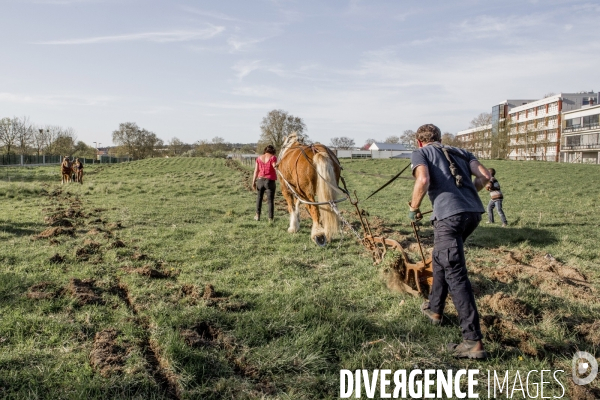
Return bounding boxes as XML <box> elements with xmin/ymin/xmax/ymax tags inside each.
<box><xmin>252</xmin><ymin>145</ymin><xmax>278</xmax><ymax>222</ymax></box>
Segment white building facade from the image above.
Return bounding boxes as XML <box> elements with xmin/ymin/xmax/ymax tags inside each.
<box><xmin>561</xmin><ymin>104</ymin><xmax>600</xmax><ymax>164</ymax></box>
<box><xmin>456</xmin><ymin>92</ymin><xmax>598</xmax><ymax>162</ymax></box>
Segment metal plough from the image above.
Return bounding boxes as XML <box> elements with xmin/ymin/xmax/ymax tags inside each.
<box><xmin>349</xmin><ymin>192</ymin><xmax>433</xmax><ymax>297</ymax></box>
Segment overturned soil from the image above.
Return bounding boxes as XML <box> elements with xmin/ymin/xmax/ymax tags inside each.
<box><xmin>471</xmin><ymin>250</ymin><xmax>596</xmax><ymax>304</ymax></box>
<box><xmin>75</xmin><ymin>240</ymin><xmax>102</xmax><ymax>261</ymax></box>
<box><xmin>480</xmin><ymin>292</ymin><xmax>533</xmax><ymax>318</ymax></box>
<box><xmin>181</xmin><ymin>284</ymin><xmax>201</xmax><ymax>299</ymax></box>
<box><xmin>26</xmin><ymin>282</ymin><xmax>61</xmax><ymax>300</ymax></box>
<box><xmin>131</xmin><ymin>252</ymin><xmax>149</xmax><ymax>261</ymax></box>
<box><xmin>201</xmin><ymin>284</ymin><xmax>249</xmax><ymax>311</ymax></box>
<box><xmin>33</xmin><ymin>227</ymin><xmax>75</xmax><ymax>240</ymax></box>
<box><xmin>575</xmin><ymin>320</ymin><xmax>600</xmax><ymax>346</ymax></box>
<box><xmin>90</xmin><ymin>329</ymin><xmax>127</xmax><ymax>377</ymax></box>
<box><xmin>123</xmin><ymin>265</ymin><xmax>175</xmax><ymax>279</ymax></box>
<box><xmin>68</xmin><ymin>278</ymin><xmax>103</xmax><ymax>305</ymax></box>
<box><xmin>49</xmin><ymin>253</ymin><xmax>65</xmax><ymax>264</ymax></box>
<box><xmin>108</xmin><ymin>239</ymin><xmax>126</xmax><ymax>249</ymax></box>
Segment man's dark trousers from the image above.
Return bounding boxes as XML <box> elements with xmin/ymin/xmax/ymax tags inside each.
<box><xmin>429</xmin><ymin>212</ymin><xmax>482</xmax><ymax>341</ymax></box>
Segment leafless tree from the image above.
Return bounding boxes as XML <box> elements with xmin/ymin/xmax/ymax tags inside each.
<box><xmin>168</xmin><ymin>137</ymin><xmax>185</xmax><ymax>156</ymax></box>
<box><xmin>441</xmin><ymin>132</ymin><xmax>460</xmax><ymax>147</ymax></box>
<box><xmin>469</xmin><ymin>112</ymin><xmax>492</xmax><ymax>128</ymax></box>
<box><xmin>52</xmin><ymin>128</ymin><xmax>78</xmax><ymax>157</ymax></box>
<box><xmin>399</xmin><ymin>130</ymin><xmax>416</xmax><ymax>150</ymax></box>
<box><xmin>0</xmin><ymin>117</ymin><xmax>19</xmax><ymax>155</ymax></box>
<box><xmin>32</xmin><ymin>127</ymin><xmax>49</xmax><ymax>157</ymax></box>
<box><xmin>259</xmin><ymin>109</ymin><xmax>307</xmax><ymax>150</ymax></box>
<box><xmin>384</xmin><ymin>135</ymin><xmax>400</xmax><ymax>144</ymax></box>
<box><xmin>543</xmin><ymin>92</ymin><xmax>556</xmax><ymax>98</ymax></box>
<box><xmin>12</xmin><ymin>116</ymin><xmax>34</xmax><ymax>155</ymax></box>
<box><xmin>330</xmin><ymin>137</ymin><xmax>355</xmax><ymax>149</ymax></box>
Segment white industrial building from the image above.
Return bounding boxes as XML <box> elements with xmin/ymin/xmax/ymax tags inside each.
<box><xmin>335</xmin><ymin>142</ymin><xmax>412</xmax><ymax>159</ymax></box>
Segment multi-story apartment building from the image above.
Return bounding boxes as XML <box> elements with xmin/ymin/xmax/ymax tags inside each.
<box><xmin>454</xmin><ymin>124</ymin><xmax>492</xmax><ymax>159</ymax></box>
<box><xmin>457</xmin><ymin>92</ymin><xmax>598</xmax><ymax>162</ymax></box>
<box><xmin>456</xmin><ymin>99</ymin><xmax>534</xmax><ymax>159</ymax></box>
<box><xmin>507</xmin><ymin>93</ymin><xmax>595</xmax><ymax>161</ymax></box>
<box><xmin>561</xmin><ymin>104</ymin><xmax>600</xmax><ymax>164</ymax></box>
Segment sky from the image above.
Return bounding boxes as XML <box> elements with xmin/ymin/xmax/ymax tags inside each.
<box><xmin>1</xmin><ymin>0</ymin><xmax>599</xmax><ymax>148</ymax></box>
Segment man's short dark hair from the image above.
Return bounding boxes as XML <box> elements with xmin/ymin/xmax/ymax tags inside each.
<box><xmin>416</xmin><ymin>124</ymin><xmax>441</xmax><ymax>143</ymax></box>
<box><xmin>488</xmin><ymin>168</ymin><xmax>496</xmax><ymax>177</ymax></box>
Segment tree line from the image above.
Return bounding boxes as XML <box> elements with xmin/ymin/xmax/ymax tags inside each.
<box><xmin>256</xmin><ymin>109</ymin><xmax>461</xmax><ymax>153</ymax></box>
<box><xmin>0</xmin><ymin>116</ymin><xmax>95</xmax><ymax>158</ymax></box>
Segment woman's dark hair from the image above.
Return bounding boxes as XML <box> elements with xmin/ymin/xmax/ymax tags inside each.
<box><xmin>264</xmin><ymin>145</ymin><xmax>276</xmax><ymax>155</ymax></box>
<box><xmin>488</xmin><ymin>168</ymin><xmax>496</xmax><ymax>177</ymax></box>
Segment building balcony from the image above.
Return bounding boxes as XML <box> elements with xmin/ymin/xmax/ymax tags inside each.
<box><xmin>562</xmin><ymin>143</ymin><xmax>600</xmax><ymax>150</ymax></box>
<box><xmin>563</xmin><ymin>123</ymin><xmax>600</xmax><ymax>134</ymax></box>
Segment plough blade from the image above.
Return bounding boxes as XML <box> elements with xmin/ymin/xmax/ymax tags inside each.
<box><xmin>364</xmin><ymin>235</ymin><xmax>433</xmax><ymax>297</ymax></box>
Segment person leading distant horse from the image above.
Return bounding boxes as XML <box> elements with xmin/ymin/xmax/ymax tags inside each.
<box><xmin>73</xmin><ymin>157</ymin><xmax>84</xmax><ymax>184</ymax></box>
<box><xmin>252</xmin><ymin>145</ymin><xmax>278</xmax><ymax>223</ymax></box>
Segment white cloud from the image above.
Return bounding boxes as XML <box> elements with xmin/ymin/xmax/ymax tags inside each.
<box><xmin>232</xmin><ymin>60</ymin><xmax>263</xmax><ymax>79</ymax></box>
<box><xmin>34</xmin><ymin>27</ymin><xmax>225</xmax><ymax>45</ymax></box>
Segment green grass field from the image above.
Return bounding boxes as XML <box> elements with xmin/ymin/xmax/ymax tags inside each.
<box><xmin>0</xmin><ymin>158</ymin><xmax>598</xmax><ymax>399</ymax></box>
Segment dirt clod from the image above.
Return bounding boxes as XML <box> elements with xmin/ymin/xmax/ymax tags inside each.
<box><xmin>575</xmin><ymin>320</ymin><xmax>600</xmax><ymax>346</ymax></box>
<box><xmin>75</xmin><ymin>240</ymin><xmax>101</xmax><ymax>260</ymax></box>
<box><xmin>132</xmin><ymin>252</ymin><xmax>148</xmax><ymax>261</ymax></box>
<box><xmin>108</xmin><ymin>239</ymin><xmax>126</xmax><ymax>249</ymax></box>
<box><xmin>106</xmin><ymin>222</ymin><xmax>123</xmax><ymax>230</ymax></box>
<box><xmin>27</xmin><ymin>282</ymin><xmax>60</xmax><ymax>300</ymax></box>
<box><xmin>181</xmin><ymin>284</ymin><xmax>201</xmax><ymax>299</ymax></box>
<box><xmin>180</xmin><ymin>322</ymin><xmax>229</xmax><ymax>348</ymax></box>
<box><xmin>68</xmin><ymin>278</ymin><xmax>103</xmax><ymax>305</ymax></box>
<box><xmin>124</xmin><ymin>265</ymin><xmax>173</xmax><ymax>279</ymax></box>
<box><xmin>203</xmin><ymin>284</ymin><xmax>216</xmax><ymax>299</ymax></box>
<box><xmin>49</xmin><ymin>253</ymin><xmax>65</xmax><ymax>264</ymax></box>
<box><xmin>33</xmin><ymin>227</ymin><xmax>75</xmax><ymax>240</ymax></box>
<box><xmin>90</xmin><ymin>329</ymin><xmax>126</xmax><ymax>377</ymax></box>
<box><xmin>569</xmin><ymin>381</ymin><xmax>600</xmax><ymax>400</ymax></box>
<box><xmin>480</xmin><ymin>292</ymin><xmax>532</xmax><ymax>318</ymax></box>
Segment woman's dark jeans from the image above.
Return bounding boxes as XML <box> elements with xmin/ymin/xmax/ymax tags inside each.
<box><xmin>429</xmin><ymin>212</ymin><xmax>483</xmax><ymax>341</ymax></box>
<box><xmin>256</xmin><ymin>178</ymin><xmax>276</xmax><ymax>220</ymax></box>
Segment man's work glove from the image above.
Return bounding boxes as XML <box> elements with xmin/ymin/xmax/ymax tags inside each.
<box><xmin>408</xmin><ymin>202</ymin><xmax>423</xmax><ymax>222</ymax></box>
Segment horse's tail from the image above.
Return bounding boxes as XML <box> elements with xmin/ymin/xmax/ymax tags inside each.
<box><xmin>314</xmin><ymin>151</ymin><xmax>341</xmax><ymax>241</ymax></box>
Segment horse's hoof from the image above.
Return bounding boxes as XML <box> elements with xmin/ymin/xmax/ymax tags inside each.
<box><xmin>313</xmin><ymin>235</ymin><xmax>327</xmax><ymax>247</ymax></box>
<box><xmin>287</xmin><ymin>227</ymin><xmax>297</xmax><ymax>233</ymax></box>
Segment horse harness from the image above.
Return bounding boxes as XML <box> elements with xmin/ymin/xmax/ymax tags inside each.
<box><xmin>275</xmin><ymin>143</ymin><xmax>350</xmax><ymax>207</ymax></box>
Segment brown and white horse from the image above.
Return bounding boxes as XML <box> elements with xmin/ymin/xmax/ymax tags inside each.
<box><xmin>61</xmin><ymin>157</ymin><xmax>72</xmax><ymax>184</ymax></box>
<box><xmin>276</xmin><ymin>133</ymin><xmax>345</xmax><ymax>246</ymax></box>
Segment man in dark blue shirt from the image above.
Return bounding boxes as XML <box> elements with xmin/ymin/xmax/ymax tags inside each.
<box><xmin>409</xmin><ymin>124</ymin><xmax>491</xmax><ymax>359</ymax></box>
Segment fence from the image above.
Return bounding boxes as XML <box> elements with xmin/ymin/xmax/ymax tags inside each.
<box><xmin>0</xmin><ymin>154</ymin><xmax>131</xmax><ymax>166</ymax></box>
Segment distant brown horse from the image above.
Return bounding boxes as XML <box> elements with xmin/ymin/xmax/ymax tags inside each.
<box><xmin>276</xmin><ymin>133</ymin><xmax>346</xmax><ymax>246</ymax></box>
<box><xmin>61</xmin><ymin>157</ymin><xmax>72</xmax><ymax>184</ymax></box>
